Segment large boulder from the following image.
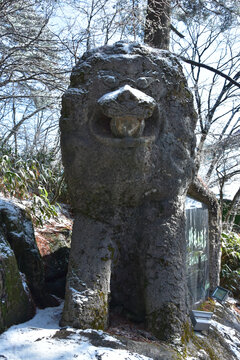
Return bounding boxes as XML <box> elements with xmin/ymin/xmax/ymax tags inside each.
<box><xmin>60</xmin><ymin>42</ymin><xmax>197</xmax><ymax>340</ymax></box>
<box><xmin>0</xmin><ymin>229</ymin><xmax>35</xmax><ymax>333</ymax></box>
<box><xmin>0</xmin><ymin>199</ymin><xmax>58</xmax><ymax>308</ymax></box>
<box><xmin>35</xmin><ymin>213</ymin><xmax>72</xmax><ymax>299</ymax></box>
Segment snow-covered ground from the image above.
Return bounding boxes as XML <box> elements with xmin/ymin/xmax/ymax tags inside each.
<box><xmin>1</xmin><ymin>300</ymin><xmax>240</xmax><ymax>360</ymax></box>
<box><xmin>0</xmin><ymin>304</ymin><xmax>152</xmax><ymax>360</ymax></box>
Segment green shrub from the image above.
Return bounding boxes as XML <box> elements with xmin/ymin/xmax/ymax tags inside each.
<box><xmin>220</xmin><ymin>232</ymin><xmax>240</xmax><ymax>297</ymax></box>
<box><xmin>0</xmin><ymin>146</ymin><xmax>68</xmax><ymax>226</ymax></box>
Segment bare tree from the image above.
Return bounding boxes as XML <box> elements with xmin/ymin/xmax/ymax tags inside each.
<box><xmin>224</xmin><ymin>186</ymin><xmax>240</xmax><ymax>232</ymax></box>
<box><xmin>1</xmin><ymin>0</ymin><xmax>239</xmax><ymax>228</ymax></box>
<box><xmin>170</xmin><ymin>15</ymin><xmax>240</xmax><ymax>227</ymax></box>
<box><xmin>52</xmin><ymin>0</ymin><xmax>146</xmax><ymax>62</ymax></box>
<box><xmin>0</xmin><ymin>0</ymin><xmax>67</xmax><ymax>152</ymax></box>
<box><xmin>144</xmin><ymin>0</ymin><xmax>171</xmax><ymax>49</ymax></box>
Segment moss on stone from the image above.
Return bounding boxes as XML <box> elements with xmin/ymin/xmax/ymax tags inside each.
<box><xmin>180</xmin><ymin>321</ymin><xmax>193</xmax><ymax>359</ymax></box>
<box><xmin>0</xmin><ymin>236</ymin><xmax>35</xmax><ymax>333</ymax></box>
<box><xmin>101</xmin><ymin>256</ymin><xmax>109</xmax><ymax>262</ymax></box>
<box><xmin>107</xmin><ymin>245</ymin><xmax>115</xmax><ymax>260</ymax></box>
<box><xmin>87</xmin><ymin>290</ymin><xmax>109</xmax><ymax>331</ymax></box>
<box><xmin>147</xmin><ymin>303</ymin><xmax>183</xmax><ymax>341</ymax></box>
<box><xmin>197</xmin><ymin>298</ymin><xmax>216</xmax><ymax>313</ymax></box>
<box><xmin>191</xmin><ymin>334</ymin><xmax>220</xmax><ymax>360</ymax></box>
<box><xmin>179</xmin><ymin>320</ymin><xmax>223</xmax><ymax>360</ymax></box>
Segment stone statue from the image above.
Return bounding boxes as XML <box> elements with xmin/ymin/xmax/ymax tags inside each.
<box><xmin>60</xmin><ymin>42</ymin><xmax>197</xmax><ymax>340</ymax></box>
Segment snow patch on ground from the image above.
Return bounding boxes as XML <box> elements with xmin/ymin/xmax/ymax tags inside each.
<box><xmin>0</xmin><ymin>304</ymin><xmax>152</xmax><ymax>360</ymax></box>
<box><xmin>0</xmin><ymin>234</ymin><xmax>13</xmax><ymax>258</ymax></box>
<box><xmin>211</xmin><ymin>319</ymin><xmax>240</xmax><ymax>358</ymax></box>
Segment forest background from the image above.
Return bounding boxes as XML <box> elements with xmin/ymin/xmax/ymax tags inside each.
<box><xmin>0</xmin><ymin>0</ymin><xmax>239</xmax><ymax>232</ymax></box>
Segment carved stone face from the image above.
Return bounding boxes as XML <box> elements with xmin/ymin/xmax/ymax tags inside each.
<box><xmin>60</xmin><ymin>42</ymin><xmax>197</xmax><ymax>215</ymax></box>
<box><xmin>98</xmin><ymin>85</ymin><xmax>156</xmax><ymax>138</ymax></box>
<box><xmin>91</xmin><ymin>77</ymin><xmax>160</xmax><ymax>147</ymax></box>
<box><xmin>60</xmin><ymin>43</ymin><xmax>198</xmax><ymax>340</ymax></box>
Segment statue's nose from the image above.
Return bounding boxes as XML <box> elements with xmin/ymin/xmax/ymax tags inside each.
<box><xmin>98</xmin><ymin>85</ymin><xmax>156</xmax><ymax>138</ymax></box>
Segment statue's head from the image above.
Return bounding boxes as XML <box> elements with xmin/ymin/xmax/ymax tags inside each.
<box><xmin>60</xmin><ymin>42</ymin><xmax>197</xmax><ymax>215</ymax></box>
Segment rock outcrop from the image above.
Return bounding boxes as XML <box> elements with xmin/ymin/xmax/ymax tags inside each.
<box><xmin>35</xmin><ymin>214</ymin><xmax>72</xmax><ymax>299</ymax></box>
<box><xmin>0</xmin><ymin>199</ymin><xmax>58</xmax><ymax>308</ymax></box>
<box><xmin>60</xmin><ymin>42</ymin><xmax>197</xmax><ymax>340</ymax></box>
<box><xmin>0</xmin><ymin>229</ymin><xmax>35</xmax><ymax>333</ymax></box>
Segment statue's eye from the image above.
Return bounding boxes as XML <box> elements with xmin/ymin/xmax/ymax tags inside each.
<box><xmin>137</xmin><ymin>77</ymin><xmax>154</xmax><ymax>89</ymax></box>
<box><xmin>101</xmin><ymin>75</ymin><xmax>119</xmax><ymax>88</ymax></box>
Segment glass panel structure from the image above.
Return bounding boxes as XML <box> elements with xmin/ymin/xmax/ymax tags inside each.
<box><xmin>185</xmin><ymin>197</ymin><xmax>209</xmax><ymax>305</ymax></box>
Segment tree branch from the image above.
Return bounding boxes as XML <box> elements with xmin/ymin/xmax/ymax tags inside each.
<box><xmin>2</xmin><ymin>106</ymin><xmax>47</xmax><ymax>146</ymax></box>
<box><xmin>170</xmin><ymin>24</ymin><xmax>184</xmax><ymax>38</ymax></box>
<box><xmin>180</xmin><ymin>57</ymin><xmax>240</xmax><ymax>89</ymax></box>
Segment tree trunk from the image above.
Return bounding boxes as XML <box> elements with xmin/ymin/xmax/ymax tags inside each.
<box><xmin>12</xmin><ymin>93</ymin><xmax>18</xmax><ymax>157</ymax></box>
<box><xmin>224</xmin><ymin>186</ymin><xmax>240</xmax><ymax>232</ymax></box>
<box><xmin>144</xmin><ymin>0</ymin><xmax>171</xmax><ymax>50</ymax></box>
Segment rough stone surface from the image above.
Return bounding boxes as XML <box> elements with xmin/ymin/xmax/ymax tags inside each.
<box><xmin>0</xmin><ymin>229</ymin><xmax>35</xmax><ymax>333</ymax></box>
<box><xmin>35</xmin><ymin>221</ymin><xmax>72</xmax><ymax>299</ymax></box>
<box><xmin>56</xmin><ymin>298</ymin><xmax>240</xmax><ymax>359</ymax></box>
<box><xmin>0</xmin><ymin>199</ymin><xmax>58</xmax><ymax>308</ymax></box>
<box><xmin>60</xmin><ymin>42</ymin><xmax>197</xmax><ymax>340</ymax></box>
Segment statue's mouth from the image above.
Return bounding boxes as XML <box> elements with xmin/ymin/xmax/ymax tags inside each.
<box><xmin>90</xmin><ymin>85</ymin><xmax>160</xmax><ymax>147</ymax></box>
